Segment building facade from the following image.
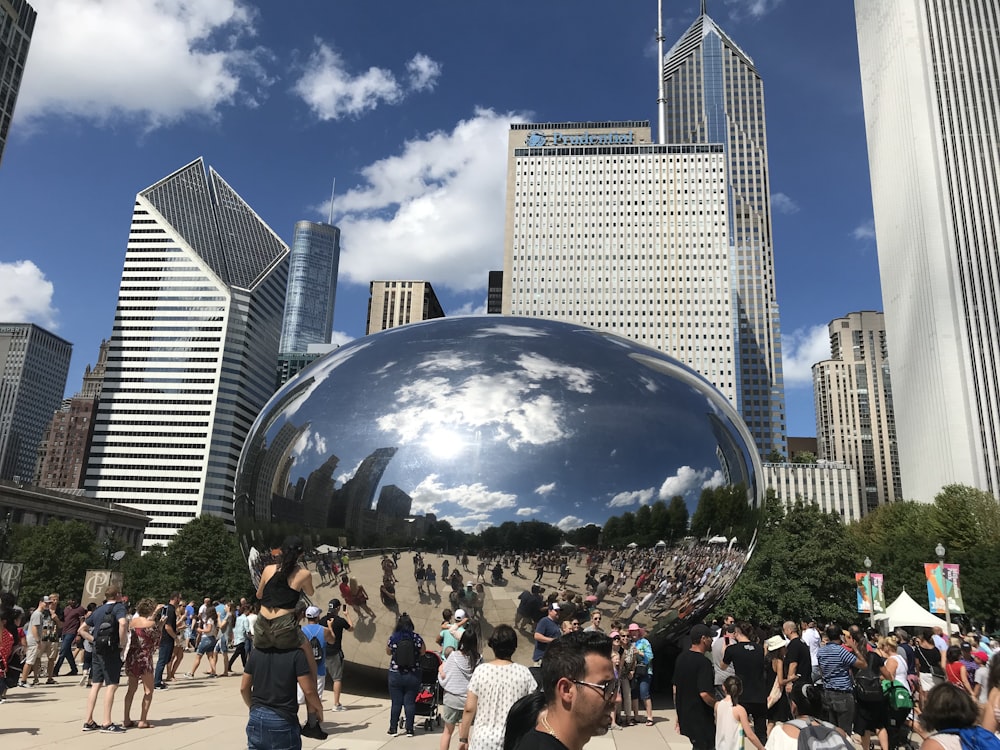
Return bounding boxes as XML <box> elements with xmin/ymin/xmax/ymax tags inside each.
<box><xmin>279</xmin><ymin>220</ymin><xmax>341</xmax><ymax>354</ymax></box>
<box><xmin>487</xmin><ymin>271</ymin><xmax>503</xmax><ymax>314</ymax></box>
<box><xmin>501</xmin><ymin>121</ymin><xmax>737</xmax><ymax>405</ymax></box>
<box><xmin>813</xmin><ymin>311</ymin><xmax>902</xmax><ymax>512</ymax></box>
<box><xmin>365</xmin><ymin>281</ymin><xmax>444</xmax><ymax>335</ymax></box>
<box><xmin>763</xmin><ymin>462</ymin><xmax>863</xmax><ymax>522</ymax></box>
<box><xmin>0</xmin><ymin>0</ymin><xmax>35</xmax><ymax>167</ymax></box>
<box><xmin>660</xmin><ymin>8</ymin><xmax>786</xmax><ymax>457</ymax></box>
<box><xmin>35</xmin><ymin>339</ymin><xmax>109</xmax><ymax>490</ymax></box>
<box><xmin>85</xmin><ymin>158</ymin><xmax>289</xmax><ymax>550</ymax></box>
<box><xmin>855</xmin><ymin>0</ymin><xmax>1000</xmax><ymax>500</ymax></box>
<box><xmin>0</xmin><ymin>323</ymin><xmax>72</xmax><ymax>481</ymax></box>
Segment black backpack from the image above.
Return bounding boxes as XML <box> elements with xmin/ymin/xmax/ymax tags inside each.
<box><xmin>309</xmin><ymin>634</ymin><xmax>323</xmax><ymax>662</ymax></box>
<box><xmin>93</xmin><ymin>605</ymin><xmax>119</xmax><ymax>654</ymax></box>
<box><xmin>395</xmin><ymin>636</ymin><xmax>416</xmax><ymax>669</ymax></box>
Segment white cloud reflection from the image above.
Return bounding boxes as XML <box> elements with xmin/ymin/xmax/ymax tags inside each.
<box><xmin>410</xmin><ymin>474</ymin><xmax>517</xmax><ymax>516</ymax></box>
<box><xmin>608</xmin><ymin>465</ymin><xmax>723</xmax><ymax>508</ymax></box>
<box><xmin>534</xmin><ymin>483</ymin><xmax>556</xmax><ymax>496</ymax></box>
<box><xmin>556</xmin><ymin>515</ymin><xmax>584</xmax><ymax>532</ymax></box>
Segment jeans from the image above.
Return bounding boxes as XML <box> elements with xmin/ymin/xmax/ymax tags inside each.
<box><xmin>53</xmin><ymin>633</ymin><xmax>78</xmax><ymax>675</ymax></box>
<box><xmin>154</xmin><ymin>638</ymin><xmax>173</xmax><ymax>687</ymax></box>
<box><xmin>388</xmin><ymin>670</ymin><xmax>421</xmax><ymax>733</ymax></box>
<box><xmin>246</xmin><ymin>705</ymin><xmax>301</xmax><ymax>750</ymax></box>
<box><xmin>822</xmin><ymin>689</ymin><xmax>855</xmax><ymax>734</ymax></box>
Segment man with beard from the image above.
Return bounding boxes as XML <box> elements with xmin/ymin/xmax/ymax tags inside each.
<box><xmin>514</xmin><ymin>631</ymin><xmax>615</xmax><ymax>750</ymax></box>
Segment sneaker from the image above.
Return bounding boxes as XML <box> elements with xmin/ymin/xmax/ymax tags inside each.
<box><xmin>183</xmin><ymin>673</ymin><xmax>194</xmax><ymax>678</ymax></box>
<box><xmin>16</xmin><ymin>681</ymin><xmax>27</xmax><ymax>689</ymax></box>
<box><xmin>82</xmin><ymin>721</ymin><xmax>99</xmax><ymax>732</ymax></box>
<box><xmin>154</xmin><ymin>683</ymin><xmax>168</xmax><ymax>690</ymax></box>
<box><xmin>334</xmin><ymin>704</ymin><xmax>347</xmax><ymax>711</ymax></box>
<box><xmin>79</xmin><ymin>674</ymin><xmax>88</xmax><ymax>687</ymax></box>
<box><xmin>101</xmin><ymin>724</ymin><xmax>127</xmax><ymax>733</ymax></box>
<box><xmin>406</xmin><ymin>731</ymin><xmax>415</xmax><ymax>737</ymax></box>
<box><xmin>387</xmin><ymin>730</ymin><xmax>398</xmax><ymax>737</ymax></box>
<box><xmin>45</xmin><ymin>678</ymin><xmax>56</xmax><ymax>684</ymax></box>
<box><xmin>301</xmin><ymin>722</ymin><xmax>328</xmax><ymax>740</ymax></box>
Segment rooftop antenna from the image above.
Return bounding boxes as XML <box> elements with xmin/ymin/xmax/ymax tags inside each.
<box><xmin>657</xmin><ymin>0</ymin><xmax>667</xmax><ymax>144</ymax></box>
<box><xmin>701</xmin><ymin>0</ymin><xmax>707</xmax><ymax>14</ymax></box>
<box><xmin>328</xmin><ymin>178</ymin><xmax>336</xmax><ymax>225</ymax></box>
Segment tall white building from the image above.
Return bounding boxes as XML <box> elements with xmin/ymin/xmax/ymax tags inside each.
<box><xmin>813</xmin><ymin>311</ymin><xmax>902</xmax><ymax>513</ymax></box>
<box><xmin>366</xmin><ymin>281</ymin><xmax>444</xmax><ymax>335</ymax></box>
<box><xmin>86</xmin><ymin>159</ymin><xmax>289</xmax><ymax>549</ymax></box>
<box><xmin>855</xmin><ymin>0</ymin><xmax>1000</xmax><ymax>500</ymax></box>
<box><xmin>763</xmin><ymin>462</ymin><xmax>863</xmax><ymax>522</ymax></box>
<box><xmin>502</xmin><ymin>122</ymin><xmax>737</xmax><ymax>403</ymax></box>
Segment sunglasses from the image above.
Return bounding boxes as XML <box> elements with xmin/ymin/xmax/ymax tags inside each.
<box><xmin>573</xmin><ymin>678</ymin><xmax>620</xmax><ymax>703</ymax></box>
<box><xmin>571</xmin><ymin>621</ymin><xmax>581</xmax><ymax>626</ymax></box>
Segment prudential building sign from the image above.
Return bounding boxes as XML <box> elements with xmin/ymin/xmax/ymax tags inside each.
<box><xmin>525</xmin><ymin>130</ymin><xmax>635</xmax><ymax>147</ymax></box>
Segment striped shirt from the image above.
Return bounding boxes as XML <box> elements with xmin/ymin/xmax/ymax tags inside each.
<box><xmin>817</xmin><ymin>642</ymin><xmax>860</xmax><ymax>691</ymax></box>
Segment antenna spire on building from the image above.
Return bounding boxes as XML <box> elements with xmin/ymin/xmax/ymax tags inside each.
<box><xmin>328</xmin><ymin>178</ymin><xmax>336</xmax><ymax>224</ymax></box>
<box><xmin>701</xmin><ymin>0</ymin><xmax>707</xmax><ymax>15</ymax></box>
<box><xmin>657</xmin><ymin>0</ymin><xmax>666</xmax><ymax>144</ymax></box>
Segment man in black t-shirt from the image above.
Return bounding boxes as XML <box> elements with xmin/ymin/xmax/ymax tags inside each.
<box><xmin>723</xmin><ymin>622</ymin><xmax>767</xmax><ymax>739</ymax></box>
<box><xmin>321</xmin><ymin>599</ymin><xmax>353</xmax><ymax>711</ymax></box>
<box><xmin>154</xmin><ymin>592</ymin><xmax>181</xmax><ymax>689</ymax></box>
<box><xmin>241</xmin><ymin>646</ymin><xmax>326</xmax><ymax>747</ymax></box>
<box><xmin>673</xmin><ymin>623</ymin><xmax>716</xmax><ymax>750</ymax></box>
<box><xmin>783</xmin><ymin>620</ymin><xmax>811</xmax><ymax>689</ymax></box>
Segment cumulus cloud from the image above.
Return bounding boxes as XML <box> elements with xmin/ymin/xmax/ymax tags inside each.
<box><xmin>290</xmin><ymin>428</ymin><xmax>328</xmax><ymax>460</ymax></box>
<box><xmin>444</xmin><ymin>513</ymin><xmax>493</xmax><ymax>533</ymax></box>
<box><xmin>293</xmin><ymin>42</ymin><xmax>440</xmax><ymax>120</ymax></box>
<box><xmin>535</xmin><ymin>483</ymin><xmax>556</xmax><ymax>496</ymax></box>
<box><xmin>409</xmin><ymin>474</ymin><xmax>517</xmax><ymax>516</ymax></box>
<box><xmin>852</xmin><ymin>219</ymin><xmax>876</xmax><ymax>241</ymax></box>
<box><xmin>517</xmin><ymin>507</ymin><xmax>542</xmax><ymax>516</ymax></box>
<box><xmin>659</xmin><ymin>466</ymin><xmax>707</xmax><ymax>500</ymax></box>
<box><xmin>609</xmin><ymin>487</ymin><xmax>656</xmax><ymax>508</ymax></box>
<box><xmin>0</xmin><ymin>261</ymin><xmax>58</xmax><ymax>328</ymax></box>
<box><xmin>330</xmin><ymin>331</ymin><xmax>355</xmax><ymax>347</ymax></box>
<box><xmin>332</xmin><ymin>108</ymin><xmax>523</xmax><ymax>291</ymax></box>
<box><xmin>703</xmin><ymin>470</ymin><xmax>726</xmax><ymax>490</ymax></box>
<box><xmin>771</xmin><ymin>192</ymin><xmax>800</xmax><ymax>215</ymax></box>
<box><xmin>556</xmin><ymin>515</ymin><xmax>584</xmax><ymax>532</ymax></box>
<box><xmin>723</xmin><ymin>0</ymin><xmax>785</xmax><ymax>20</ymax></box>
<box><xmin>782</xmin><ymin>325</ymin><xmax>831</xmax><ymax>387</ymax></box>
<box><xmin>448</xmin><ymin>300</ymin><xmax>487</xmax><ymax>317</ymax></box>
<box><xmin>18</xmin><ymin>0</ymin><xmax>270</xmax><ymax>127</ymax></box>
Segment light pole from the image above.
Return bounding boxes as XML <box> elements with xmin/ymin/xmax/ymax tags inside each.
<box><xmin>936</xmin><ymin>542</ymin><xmax>952</xmax><ymax>638</ymax></box>
<box><xmin>864</xmin><ymin>556</ymin><xmax>874</xmax><ymax>629</ymax></box>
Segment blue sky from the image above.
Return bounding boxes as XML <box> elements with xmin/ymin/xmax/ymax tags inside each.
<box><xmin>0</xmin><ymin>0</ymin><xmax>880</xmax><ymax>441</ymax></box>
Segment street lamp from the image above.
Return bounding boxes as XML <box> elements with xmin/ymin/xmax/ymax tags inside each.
<box><xmin>936</xmin><ymin>542</ymin><xmax>952</xmax><ymax>638</ymax></box>
<box><xmin>864</xmin><ymin>555</ymin><xmax>874</xmax><ymax>629</ymax></box>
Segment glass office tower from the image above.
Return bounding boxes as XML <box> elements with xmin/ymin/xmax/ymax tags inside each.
<box><xmin>279</xmin><ymin>220</ymin><xmax>341</xmax><ymax>354</ymax></box>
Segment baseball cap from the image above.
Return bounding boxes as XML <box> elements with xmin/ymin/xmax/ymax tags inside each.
<box><xmin>466</xmin><ymin>581</ymin><xmax>474</xmax><ymax>588</ymax></box>
<box><xmin>42</xmin><ymin>595</ymin><xmax>51</xmax><ymax>603</ymax></box>
<box><xmin>973</xmin><ymin>650</ymin><xmax>989</xmax><ymax>662</ymax></box>
<box><xmin>454</xmin><ymin>609</ymin><xmax>467</xmax><ymax>620</ymax></box>
<box><xmin>305</xmin><ymin>606</ymin><xmax>321</xmax><ymax>619</ymax></box>
<box><xmin>610</xmin><ymin>630</ymin><xmax>621</xmax><ymax>638</ymax></box>
<box><xmin>549</xmin><ymin>602</ymin><xmax>560</xmax><ymax>611</ymax></box>
<box><xmin>328</xmin><ymin>599</ymin><xmax>341</xmax><ymax>610</ymax></box>
<box><xmin>689</xmin><ymin>623</ymin><xmax>712</xmax><ymax>641</ymax></box>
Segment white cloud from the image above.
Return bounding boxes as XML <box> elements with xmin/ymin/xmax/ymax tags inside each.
<box><xmin>0</xmin><ymin>261</ymin><xmax>58</xmax><ymax>328</ymax></box>
<box><xmin>517</xmin><ymin>507</ymin><xmax>542</xmax><ymax>516</ymax></box>
<box><xmin>852</xmin><ymin>219</ymin><xmax>876</xmax><ymax>241</ymax></box>
<box><xmin>702</xmin><ymin>470</ymin><xmax>726</xmax><ymax>490</ymax></box>
<box><xmin>333</xmin><ymin>108</ymin><xmax>524</xmax><ymax>291</ymax></box>
<box><xmin>444</xmin><ymin>513</ymin><xmax>493</xmax><ymax>533</ymax></box>
<box><xmin>290</xmin><ymin>428</ymin><xmax>328</xmax><ymax>460</ymax></box>
<box><xmin>659</xmin><ymin>466</ymin><xmax>707</xmax><ymax>499</ymax></box>
<box><xmin>771</xmin><ymin>192</ymin><xmax>800</xmax><ymax>215</ymax></box>
<box><xmin>293</xmin><ymin>43</ymin><xmax>440</xmax><ymax>120</ymax></box>
<box><xmin>556</xmin><ymin>515</ymin><xmax>584</xmax><ymax>532</ymax></box>
<box><xmin>609</xmin><ymin>487</ymin><xmax>656</xmax><ymax>508</ymax></box>
<box><xmin>330</xmin><ymin>331</ymin><xmax>355</xmax><ymax>347</ymax></box>
<box><xmin>723</xmin><ymin>0</ymin><xmax>785</xmax><ymax>20</ymax></box>
<box><xmin>535</xmin><ymin>483</ymin><xmax>556</xmax><ymax>496</ymax></box>
<box><xmin>782</xmin><ymin>325</ymin><xmax>831</xmax><ymax>387</ymax></box>
<box><xmin>448</xmin><ymin>301</ymin><xmax>487</xmax><ymax>317</ymax></box>
<box><xmin>410</xmin><ymin>474</ymin><xmax>517</xmax><ymax>516</ymax></box>
<box><xmin>18</xmin><ymin>0</ymin><xmax>270</xmax><ymax>127</ymax></box>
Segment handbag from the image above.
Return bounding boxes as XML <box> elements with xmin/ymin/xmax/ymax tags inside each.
<box><xmin>634</xmin><ymin>663</ymin><xmax>648</xmax><ymax>677</ymax></box>
<box><xmin>918</xmin><ymin>647</ymin><xmax>945</xmax><ymax>679</ymax></box>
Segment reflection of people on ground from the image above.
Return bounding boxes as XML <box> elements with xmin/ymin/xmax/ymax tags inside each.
<box><xmin>426</xmin><ymin>564</ymin><xmax>439</xmax><ymax>595</ymax></box>
<box><xmin>380</xmin><ymin>579</ymin><xmax>399</xmax><ymax>613</ymax></box>
<box><xmin>350</xmin><ymin>577</ymin><xmax>377</xmax><ymax>619</ymax></box>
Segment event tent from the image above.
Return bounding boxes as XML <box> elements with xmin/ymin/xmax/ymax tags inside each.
<box><xmin>873</xmin><ymin>589</ymin><xmax>957</xmax><ymax>632</ymax></box>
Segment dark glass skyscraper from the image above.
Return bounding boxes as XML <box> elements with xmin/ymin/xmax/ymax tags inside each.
<box><xmin>661</xmin><ymin>7</ymin><xmax>787</xmax><ymax>457</ymax></box>
<box><xmin>279</xmin><ymin>221</ymin><xmax>341</xmax><ymax>353</ymax></box>
<box><xmin>0</xmin><ymin>0</ymin><xmax>36</xmax><ymax>167</ymax></box>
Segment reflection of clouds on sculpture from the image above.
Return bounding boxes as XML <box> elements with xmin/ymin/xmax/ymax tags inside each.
<box><xmin>283</xmin><ymin>341</ymin><xmax>374</xmax><ymax>420</ymax></box>
<box><xmin>608</xmin><ymin>465</ymin><xmax>725</xmax><ymax>508</ymax></box>
<box><xmin>290</xmin><ymin>428</ymin><xmax>327</xmax><ymax>459</ymax></box>
<box><xmin>609</xmin><ymin>487</ymin><xmax>656</xmax><ymax>508</ymax></box>
<box><xmin>376</xmin><ymin>353</ymin><xmax>595</xmax><ymax>450</ymax></box>
<box><xmin>469</xmin><ymin>323</ymin><xmax>549</xmax><ymax>338</ymax></box>
<box><xmin>516</xmin><ymin>506</ymin><xmax>542</xmax><ymax>516</ymax></box>
<box><xmin>534</xmin><ymin>482</ymin><xmax>556</xmax><ymax>496</ymax></box>
<box><xmin>409</xmin><ymin>473</ymin><xmax>517</xmax><ymax>517</ymax></box>
<box><xmin>557</xmin><ymin>515</ymin><xmax>584</xmax><ymax>531</ymax></box>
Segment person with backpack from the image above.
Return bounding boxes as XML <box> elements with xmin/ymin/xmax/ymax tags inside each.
<box><xmin>78</xmin><ymin>585</ymin><xmax>129</xmax><ymax>733</ymax></box>
<box><xmin>386</xmin><ymin>612</ymin><xmax>427</xmax><ymax>737</ymax></box>
<box><xmin>919</xmin><ymin>682</ymin><xmax>1000</xmax><ymax>750</ymax></box>
<box><xmin>766</xmin><ymin>681</ymin><xmax>854</xmax><ymax>750</ymax></box>
<box><xmin>298</xmin><ymin>606</ymin><xmax>328</xmax><ymax>706</ymax></box>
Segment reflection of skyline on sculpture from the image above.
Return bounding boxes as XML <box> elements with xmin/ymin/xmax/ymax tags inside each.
<box><xmin>235</xmin><ymin>317</ymin><xmax>762</xmax><ymax>550</ymax></box>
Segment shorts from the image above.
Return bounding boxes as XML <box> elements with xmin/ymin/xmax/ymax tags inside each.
<box><xmin>214</xmin><ymin>635</ymin><xmax>229</xmax><ymax>653</ymax></box>
<box><xmin>325</xmin><ymin>651</ymin><xmax>344</xmax><ymax>682</ymax></box>
<box><xmin>91</xmin><ymin>652</ymin><xmax>123</xmax><ymax>686</ymax></box>
<box><xmin>920</xmin><ymin>672</ymin><xmax>943</xmax><ymax>692</ymax></box>
<box><xmin>25</xmin><ymin>642</ymin><xmax>40</xmax><ymax>665</ymax></box>
<box><xmin>254</xmin><ymin>613</ymin><xmax>305</xmax><ymax>651</ymax></box>
<box><xmin>297</xmin><ymin>674</ymin><xmax>325</xmax><ymax>705</ymax></box>
<box><xmin>197</xmin><ymin>636</ymin><xmax>217</xmax><ymax>655</ymax></box>
<box><xmin>441</xmin><ymin>704</ymin><xmax>464</xmax><ymax>724</ymax></box>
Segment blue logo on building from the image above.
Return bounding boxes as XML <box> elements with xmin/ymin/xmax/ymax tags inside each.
<box><xmin>525</xmin><ymin>132</ymin><xmax>547</xmax><ymax>147</ymax></box>
<box><xmin>523</xmin><ymin>130</ymin><xmax>635</xmax><ymax>148</ymax></box>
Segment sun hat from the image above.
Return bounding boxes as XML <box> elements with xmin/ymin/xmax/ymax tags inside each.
<box><xmin>765</xmin><ymin>635</ymin><xmax>790</xmax><ymax>652</ymax></box>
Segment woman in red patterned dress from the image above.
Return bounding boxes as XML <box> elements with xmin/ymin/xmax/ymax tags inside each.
<box><xmin>123</xmin><ymin>599</ymin><xmax>164</xmax><ymax>729</ymax></box>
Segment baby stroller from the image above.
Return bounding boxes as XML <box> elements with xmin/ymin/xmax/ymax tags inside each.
<box><xmin>883</xmin><ymin>681</ymin><xmax>917</xmax><ymax>750</ymax></box>
<box><xmin>413</xmin><ymin>651</ymin><xmax>443</xmax><ymax>731</ymax></box>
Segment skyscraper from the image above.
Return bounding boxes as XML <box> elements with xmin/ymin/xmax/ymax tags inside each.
<box><xmin>0</xmin><ymin>0</ymin><xmax>35</xmax><ymax>167</ymax></box>
<box><xmin>86</xmin><ymin>158</ymin><xmax>289</xmax><ymax>549</ymax></box>
<box><xmin>501</xmin><ymin>122</ymin><xmax>736</xmax><ymax>403</ymax></box>
<box><xmin>855</xmin><ymin>0</ymin><xmax>1000</xmax><ymax>500</ymax></box>
<box><xmin>279</xmin><ymin>220</ymin><xmax>341</xmax><ymax>353</ymax></box>
<box><xmin>365</xmin><ymin>281</ymin><xmax>444</xmax><ymax>335</ymax></box>
<box><xmin>660</xmin><ymin>5</ymin><xmax>786</xmax><ymax>457</ymax></box>
<box><xmin>813</xmin><ymin>311</ymin><xmax>902</xmax><ymax>513</ymax></box>
<box><xmin>0</xmin><ymin>323</ymin><xmax>72</xmax><ymax>481</ymax></box>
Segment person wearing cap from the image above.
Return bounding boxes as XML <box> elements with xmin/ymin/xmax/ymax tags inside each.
<box><xmin>441</xmin><ymin>609</ymin><xmax>469</xmax><ymax>658</ymax></box>
<box><xmin>533</xmin><ymin>602</ymin><xmax>562</xmax><ymax>664</ymax></box>
<box><xmin>971</xmin><ymin>649</ymin><xmax>990</xmax><ymax>703</ymax></box>
<box><xmin>629</xmin><ymin>623</ymin><xmax>655</xmax><ymax>725</ymax></box>
<box><xmin>673</xmin><ymin>623</ymin><xmax>717</xmax><ymax>750</ymax></box>
<box><xmin>298</xmin><ymin>607</ymin><xmax>328</xmax><ymax>712</ymax></box>
<box><xmin>321</xmin><ymin>599</ymin><xmax>352</xmax><ymax>711</ymax></box>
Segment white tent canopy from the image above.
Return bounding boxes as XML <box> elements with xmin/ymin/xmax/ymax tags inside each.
<box><xmin>655</xmin><ymin>540</ymin><xmax>667</xmax><ymax>547</ymax></box>
<box><xmin>626</xmin><ymin>542</ymin><xmax>638</xmax><ymax>549</ymax></box>
<box><xmin>873</xmin><ymin>589</ymin><xmax>957</xmax><ymax>632</ymax></box>
<box><xmin>314</xmin><ymin>543</ymin><xmax>336</xmax><ymax>553</ymax></box>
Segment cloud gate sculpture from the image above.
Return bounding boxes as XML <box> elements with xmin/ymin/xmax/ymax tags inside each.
<box><xmin>235</xmin><ymin>316</ymin><xmax>762</xmax><ymax>670</ymax></box>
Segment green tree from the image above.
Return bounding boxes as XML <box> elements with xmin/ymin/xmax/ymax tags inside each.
<box><xmin>119</xmin><ymin>545</ymin><xmax>174</xmax><ymax>602</ymax></box>
<box><xmin>164</xmin><ymin>516</ymin><xmax>253</xmax><ymax>601</ymax></box>
<box><xmin>565</xmin><ymin>524</ymin><xmax>601</xmax><ymax>548</ymax></box>
<box><xmin>791</xmin><ymin>451</ymin><xmax>817</xmax><ymax>464</ymax></box>
<box><xmin>649</xmin><ymin>500</ymin><xmax>669</xmax><ymax>542</ymax></box>
<box><xmin>9</xmin><ymin>520</ymin><xmax>101</xmax><ymax>605</ymax></box>
<box><xmin>635</xmin><ymin>505</ymin><xmax>653</xmax><ymax>546</ymax></box>
<box><xmin>766</xmin><ymin>449</ymin><xmax>786</xmax><ymax>463</ymax></box>
<box><xmin>666</xmin><ymin>495</ymin><xmax>689</xmax><ymax>541</ymax></box>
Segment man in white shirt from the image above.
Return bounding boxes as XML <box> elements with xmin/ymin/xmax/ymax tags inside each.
<box><xmin>712</xmin><ymin>615</ymin><xmax>736</xmax><ymax>697</ymax></box>
<box><xmin>800</xmin><ymin>616</ymin><xmax>821</xmax><ymax>681</ymax></box>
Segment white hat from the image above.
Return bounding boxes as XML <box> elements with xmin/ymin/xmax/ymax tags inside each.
<box><xmin>305</xmin><ymin>606</ymin><xmax>322</xmax><ymax>619</ymax></box>
<box><xmin>765</xmin><ymin>635</ymin><xmax>790</xmax><ymax>652</ymax></box>
<box><xmin>454</xmin><ymin>609</ymin><xmax>467</xmax><ymax>620</ymax></box>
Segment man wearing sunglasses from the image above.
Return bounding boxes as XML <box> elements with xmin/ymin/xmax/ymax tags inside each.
<box><xmin>516</xmin><ymin>631</ymin><xmax>615</xmax><ymax>750</ymax></box>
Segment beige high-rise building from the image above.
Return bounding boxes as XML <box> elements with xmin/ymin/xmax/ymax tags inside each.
<box><xmin>501</xmin><ymin>121</ymin><xmax>736</xmax><ymax>404</ymax></box>
<box><xmin>813</xmin><ymin>311</ymin><xmax>902</xmax><ymax>513</ymax></box>
<box><xmin>365</xmin><ymin>281</ymin><xmax>444</xmax><ymax>335</ymax></box>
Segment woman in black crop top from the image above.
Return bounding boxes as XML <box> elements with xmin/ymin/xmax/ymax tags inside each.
<box><xmin>254</xmin><ymin>536</ymin><xmax>315</xmax><ymax>650</ymax></box>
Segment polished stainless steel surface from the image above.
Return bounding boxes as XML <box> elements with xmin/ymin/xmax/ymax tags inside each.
<box><xmin>235</xmin><ymin>316</ymin><xmax>761</xmax><ymax>648</ymax></box>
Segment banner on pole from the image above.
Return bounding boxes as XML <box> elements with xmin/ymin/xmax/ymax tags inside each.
<box><xmin>925</xmin><ymin>562</ymin><xmax>964</xmax><ymax>614</ymax></box>
<box><xmin>0</xmin><ymin>561</ymin><xmax>23</xmax><ymax>598</ymax></box>
<box><xmin>856</xmin><ymin>572</ymin><xmax>885</xmax><ymax>614</ymax></box>
<box><xmin>82</xmin><ymin>569</ymin><xmax>124</xmax><ymax>607</ymax></box>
